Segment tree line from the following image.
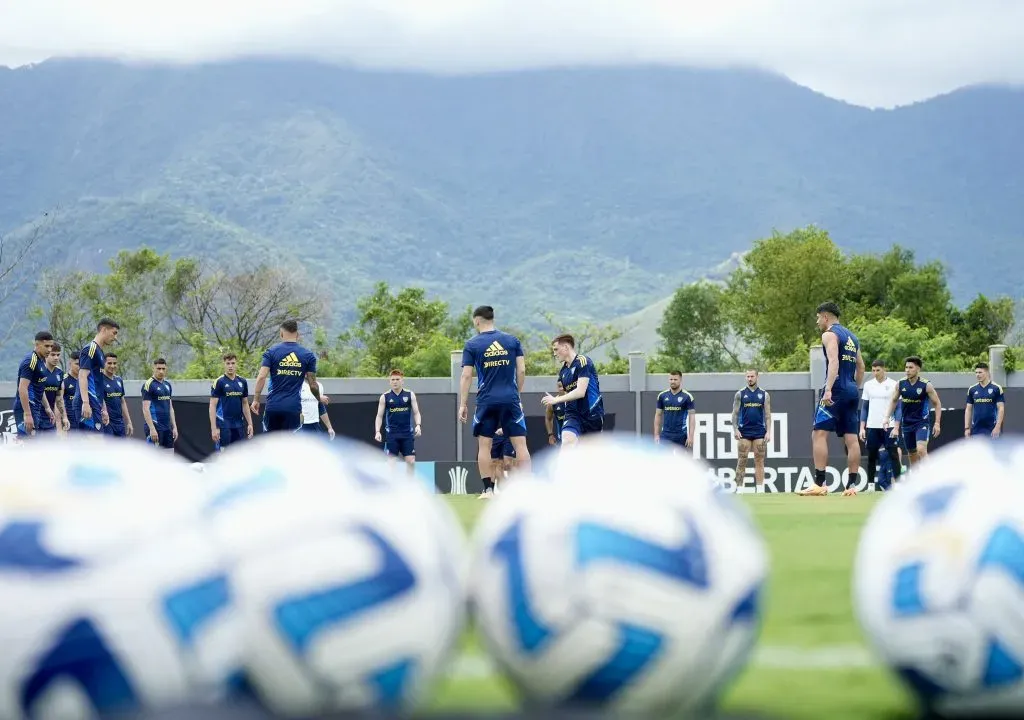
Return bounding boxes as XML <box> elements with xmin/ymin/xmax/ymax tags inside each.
<box><xmin>17</xmin><ymin>226</ymin><xmax>1022</xmax><ymax>380</ymax></box>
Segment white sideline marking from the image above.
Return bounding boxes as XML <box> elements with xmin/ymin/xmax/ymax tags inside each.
<box><xmin>445</xmin><ymin>644</ymin><xmax>876</xmax><ymax>680</ymax></box>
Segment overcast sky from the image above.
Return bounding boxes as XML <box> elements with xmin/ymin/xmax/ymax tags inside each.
<box><xmin>1</xmin><ymin>0</ymin><xmax>1022</xmax><ymax>108</ymax></box>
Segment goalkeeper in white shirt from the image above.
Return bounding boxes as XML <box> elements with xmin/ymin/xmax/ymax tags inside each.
<box><xmin>859</xmin><ymin>359</ymin><xmax>902</xmax><ymax>489</ymax></box>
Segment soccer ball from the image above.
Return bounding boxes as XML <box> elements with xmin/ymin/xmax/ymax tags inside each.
<box><xmin>0</xmin><ymin>439</ymin><xmax>239</xmax><ymax>719</ymax></box>
<box><xmin>202</xmin><ymin>434</ymin><xmax>466</xmax><ymax>717</ymax></box>
<box><xmin>468</xmin><ymin>437</ymin><xmax>768</xmax><ymax>715</ymax></box>
<box><xmin>853</xmin><ymin>437</ymin><xmax>1024</xmax><ymax>717</ymax></box>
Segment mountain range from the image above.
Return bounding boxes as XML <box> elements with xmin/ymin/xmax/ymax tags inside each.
<box><xmin>1</xmin><ymin>58</ymin><xmax>1021</xmax><ymax>354</ymax></box>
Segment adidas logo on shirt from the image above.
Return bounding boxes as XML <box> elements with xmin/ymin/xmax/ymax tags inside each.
<box><xmin>483</xmin><ymin>341</ymin><xmax>508</xmax><ymax>358</ymax></box>
<box><xmin>279</xmin><ymin>352</ymin><xmax>303</xmax><ymax>368</ymax></box>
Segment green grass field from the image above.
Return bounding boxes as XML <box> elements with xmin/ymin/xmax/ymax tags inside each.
<box><xmin>427</xmin><ymin>494</ymin><xmax>919</xmax><ymax>719</ymax></box>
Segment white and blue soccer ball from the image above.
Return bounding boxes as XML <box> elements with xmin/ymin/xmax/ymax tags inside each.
<box><xmin>853</xmin><ymin>436</ymin><xmax>1024</xmax><ymax>717</ymax></box>
<box><xmin>203</xmin><ymin>434</ymin><xmax>466</xmax><ymax>717</ymax></box>
<box><xmin>0</xmin><ymin>439</ymin><xmax>239</xmax><ymax>720</ymax></box>
<box><xmin>469</xmin><ymin>437</ymin><xmax>768</xmax><ymax>716</ymax></box>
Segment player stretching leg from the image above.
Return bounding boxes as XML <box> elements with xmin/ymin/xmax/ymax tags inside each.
<box><xmin>732</xmin><ymin>369</ymin><xmax>771</xmax><ymax>492</ymax></box>
<box><xmin>799</xmin><ymin>302</ymin><xmax>864</xmax><ymax>497</ymax></box>
<box><xmin>459</xmin><ymin>306</ymin><xmax>532</xmax><ymax>498</ymax></box>
<box><xmin>375</xmin><ymin>369</ymin><xmax>421</xmax><ymax>476</ymax></box>
<box><xmin>543</xmin><ymin>334</ymin><xmax>604</xmax><ymax>447</ymax></box>
<box><xmin>654</xmin><ymin>371</ymin><xmax>695</xmax><ymax>454</ymax></box>
<box><xmin>886</xmin><ymin>356</ymin><xmax>941</xmax><ymax>469</ymax></box>
<box><xmin>965</xmin><ymin>362</ymin><xmax>1004</xmax><ymax>439</ymax></box>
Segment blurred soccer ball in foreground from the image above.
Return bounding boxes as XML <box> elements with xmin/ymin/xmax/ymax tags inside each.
<box><xmin>0</xmin><ymin>438</ymin><xmax>238</xmax><ymax>719</ymax></box>
<box><xmin>469</xmin><ymin>436</ymin><xmax>768</xmax><ymax>716</ymax></box>
<box><xmin>853</xmin><ymin>437</ymin><xmax>1024</xmax><ymax>717</ymax></box>
<box><xmin>203</xmin><ymin>434</ymin><xmax>466</xmax><ymax>716</ymax></box>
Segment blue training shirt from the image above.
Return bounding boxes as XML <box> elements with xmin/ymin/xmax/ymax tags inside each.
<box><xmin>383</xmin><ymin>389</ymin><xmax>414</xmax><ymax>439</ymax></box>
<box><xmin>13</xmin><ymin>350</ymin><xmax>49</xmax><ymax>420</ymax></box>
<box><xmin>37</xmin><ymin>365</ymin><xmax>64</xmax><ymax>430</ymax></box>
<box><xmin>736</xmin><ymin>386</ymin><xmax>768</xmax><ymax>438</ymax></box>
<box><xmin>142</xmin><ymin>377</ymin><xmax>173</xmax><ymax>431</ymax></box>
<box><xmin>657</xmin><ymin>389</ymin><xmax>694</xmax><ymax>437</ymax></box>
<box><xmin>212</xmin><ymin>375</ymin><xmax>249</xmax><ymax>429</ymax></box>
<box><xmin>73</xmin><ymin>341</ymin><xmax>106</xmax><ymax>421</ymax></box>
<box><xmin>967</xmin><ymin>382</ymin><xmax>1004</xmax><ymax>431</ymax></box>
<box><xmin>261</xmin><ymin>341</ymin><xmax>317</xmax><ymax>415</ymax></box>
<box><xmin>822</xmin><ymin>324</ymin><xmax>860</xmax><ymax>399</ymax></box>
<box><xmin>63</xmin><ymin>373</ymin><xmax>79</xmax><ymax>427</ymax></box>
<box><xmin>101</xmin><ymin>374</ymin><xmax>127</xmax><ymax>427</ymax></box>
<box><xmin>462</xmin><ymin>330</ymin><xmax>525</xmax><ymax>406</ymax></box>
<box><xmin>558</xmin><ymin>353</ymin><xmax>604</xmax><ymax>420</ymax></box>
<box><xmin>897</xmin><ymin>378</ymin><xmax>931</xmax><ymax>429</ymax></box>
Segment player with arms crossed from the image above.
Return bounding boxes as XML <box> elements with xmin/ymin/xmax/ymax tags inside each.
<box><xmin>732</xmin><ymin>369</ymin><xmax>771</xmax><ymax>492</ymax></box>
<box><xmin>543</xmin><ymin>334</ymin><xmax>604</xmax><ymax>446</ymax></box>
<box><xmin>800</xmin><ymin>302</ymin><xmax>864</xmax><ymax>497</ymax></box>
<box><xmin>859</xmin><ymin>359</ymin><xmax>902</xmax><ymax>489</ymax></box>
<box><xmin>885</xmin><ymin>356</ymin><xmax>942</xmax><ymax>468</ymax></box>
<box><xmin>142</xmin><ymin>358</ymin><xmax>177</xmax><ymax>450</ymax></box>
<box><xmin>12</xmin><ymin>331</ymin><xmax>54</xmax><ymax>438</ymax></box>
<box><xmin>965</xmin><ymin>361</ymin><xmax>1004</xmax><ymax>438</ymax></box>
<box><xmin>210</xmin><ymin>353</ymin><xmax>254</xmax><ymax>451</ymax></box>
<box><xmin>459</xmin><ymin>305</ymin><xmax>532</xmax><ymax>496</ymax></box>
<box><xmin>251</xmin><ymin>319</ymin><xmax>320</xmax><ymax>433</ymax></box>
<box><xmin>74</xmin><ymin>319</ymin><xmax>118</xmax><ymax>434</ymax></box>
<box><xmin>375</xmin><ymin>369</ymin><xmax>420</xmax><ymax>475</ymax></box>
<box><xmin>654</xmin><ymin>371</ymin><xmax>695</xmax><ymax>452</ymax></box>
<box><xmin>100</xmin><ymin>353</ymin><xmax>133</xmax><ymax>438</ymax></box>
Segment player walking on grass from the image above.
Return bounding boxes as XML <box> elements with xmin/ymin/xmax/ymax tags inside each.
<box><xmin>886</xmin><ymin>356</ymin><xmax>941</xmax><ymax>467</ymax></box>
<box><xmin>375</xmin><ymin>369</ymin><xmax>419</xmax><ymax>474</ymax></box>
<box><xmin>142</xmin><ymin>358</ymin><xmax>177</xmax><ymax>450</ymax></box>
<box><xmin>732</xmin><ymin>369</ymin><xmax>771</xmax><ymax>491</ymax></box>
<box><xmin>75</xmin><ymin>319</ymin><xmax>118</xmax><ymax>434</ymax></box>
<box><xmin>859</xmin><ymin>359</ymin><xmax>902</xmax><ymax>489</ymax></box>
<box><xmin>210</xmin><ymin>353</ymin><xmax>254</xmax><ymax>450</ymax></box>
<box><xmin>544</xmin><ymin>334</ymin><xmax>604</xmax><ymax>445</ymax></box>
<box><xmin>37</xmin><ymin>343</ymin><xmax>67</xmax><ymax>436</ymax></box>
<box><xmin>459</xmin><ymin>305</ymin><xmax>531</xmax><ymax>496</ymax></box>
<box><xmin>12</xmin><ymin>331</ymin><xmax>54</xmax><ymax>438</ymax></box>
<box><xmin>965</xmin><ymin>361</ymin><xmax>1004</xmax><ymax>438</ymax></box>
<box><xmin>101</xmin><ymin>353</ymin><xmax>133</xmax><ymax>438</ymax></box>
<box><xmin>63</xmin><ymin>355</ymin><xmax>80</xmax><ymax>432</ymax></box>
<box><xmin>251</xmin><ymin>319</ymin><xmax>320</xmax><ymax>433</ymax></box>
<box><xmin>799</xmin><ymin>302</ymin><xmax>864</xmax><ymax>497</ymax></box>
<box><xmin>654</xmin><ymin>371</ymin><xmax>695</xmax><ymax>452</ymax></box>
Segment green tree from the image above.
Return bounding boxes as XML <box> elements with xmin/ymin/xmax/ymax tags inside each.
<box><xmin>843</xmin><ymin>246</ymin><xmax>917</xmax><ymax>324</ymax></box>
<box><xmin>32</xmin><ymin>270</ymin><xmax>95</xmax><ymax>366</ymax></box>
<box><xmin>949</xmin><ymin>294</ymin><xmax>1016</xmax><ymax>362</ymax></box>
<box><xmin>394</xmin><ymin>332</ymin><xmax>460</xmax><ymax>377</ymax></box>
<box><xmin>657</xmin><ymin>281</ymin><xmax>741</xmax><ymax>372</ymax></box>
<box><xmin>726</xmin><ymin>226</ymin><xmax>846</xmax><ymax>361</ymax></box>
<box><xmin>887</xmin><ymin>261</ymin><xmax>953</xmax><ymax>331</ymax></box>
<box><xmin>850</xmin><ymin>317</ymin><xmax>962</xmax><ymax>371</ymax></box>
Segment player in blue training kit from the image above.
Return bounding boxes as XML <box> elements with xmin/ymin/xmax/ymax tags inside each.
<box><xmin>210</xmin><ymin>353</ymin><xmax>253</xmax><ymax>451</ymax></box>
<box><xmin>965</xmin><ymin>361</ymin><xmax>1005</xmax><ymax>438</ymax></box>
<box><xmin>11</xmin><ymin>331</ymin><xmax>54</xmax><ymax>438</ymax></box>
<box><xmin>38</xmin><ymin>344</ymin><xmax>69</xmax><ymax>435</ymax></box>
<box><xmin>886</xmin><ymin>355</ymin><xmax>942</xmax><ymax>468</ymax></box>
<box><xmin>801</xmin><ymin>302</ymin><xmax>865</xmax><ymax>496</ymax></box>
<box><xmin>375</xmin><ymin>369</ymin><xmax>421</xmax><ymax>475</ymax></box>
<box><xmin>142</xmin><ymin>358</ymin><xmax>177</xmax><ymax>450</ymax></box>
<box><xmin>732</xmin><ymin>368</ymin><xmax>772</xmax><ymax>491</ymax></box>
<box><xmin>545</xmin><ymin>333</ymin><xmax>605</xmax><ymax>446</ymax></box>
<box><xmin>63</xmin><ymin>355</ymin><xmax>80</xmax><ymax>432</ymax></box>
<box><xmin>251</xmin><ymin>319</ymin><xmax>320</xmax><ymax>433</ymax></box>
<box><xmin>101</xmin><ymin>353</ymin><xmax>133</xmax><ymax>438</ymax></box>
<box><xmin>544</xmin><ymin>380</ymin><xmax>566</xmax><ymax>449</ymax></box>
<box><xmin>654</xmin><ymin>370</ymin><xmax>695</xmax><ymax>452</ymax></box>
<box><xmin>74</xmin><ymin>319</ymin><xmax>119</xmax><ymax>434</ymax></box>
<box><xmin>459</xmin><ymin>305</ymin><xmax>532</xmax><ymax>496</ymax></box>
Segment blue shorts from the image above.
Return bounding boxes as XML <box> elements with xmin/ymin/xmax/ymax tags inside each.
<box><xmin>813</xmin><ymin>395</ymin><xmax>859</xmax><ymax>437</ymax></box>
<box><xmin>385</xmin><ymin>436</ymin><xmax>415</xmax><ymax>457</ymax></box>
<box><xmin>561</xmin><ymin>412</ymin><xmax>604</xmax><ymax>438</ymax></box>
<box><xmin>866</xmin><ymin>427</ymin><xmax>899</xmax><ymax>451</ymax></box>
<box><xmin>473</xmin><ymin>402</ymin><xmax>527</xmax><ymax>438</ymax></box>
<box><xmin>263</xmin><ymin>411</ymin><xmax>301</xmax><ymax>433</ymax></box>
<box><xmin>901</xmin><ymin>424</ymin><xmax>930</xmax><ymax>450</ymax></box>
<box><xmin>491</xmin><ymin>436</ymin><xmax>516</xmax><ymax>460</ymax></box>
<box><xmin>218</xmin><ymin>426</ymin><xmax>247</xmax><ymax>449</ymax></box>
<box><xmin>971</xmin><ymin>425</ymin><xmax>995</xmax><ymax>438</ymax></box>
<box><xmin>77</xmin><ymin>416</ymin><xmax>104</xmax><ymax>433</ymax></box>
<box><xmin>147</xmin><ymin>428</ymin><xmax>174</xmax><ymax>449</ymax></box>
<box><xmin>103</xmin><ymin>423</ymin><xmax>127</xmax><ymax>438</ymax></box>
<box><xmin>660</xmin><ymin>432</ymin><xmax>688</xmax><ymax>447</ymax></box>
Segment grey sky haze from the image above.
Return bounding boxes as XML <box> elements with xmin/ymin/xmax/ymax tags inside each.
<box><xmin>1</xmin><ymin>0</ymin><xmax>1022</xmax><ymax>107</ymax></box>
